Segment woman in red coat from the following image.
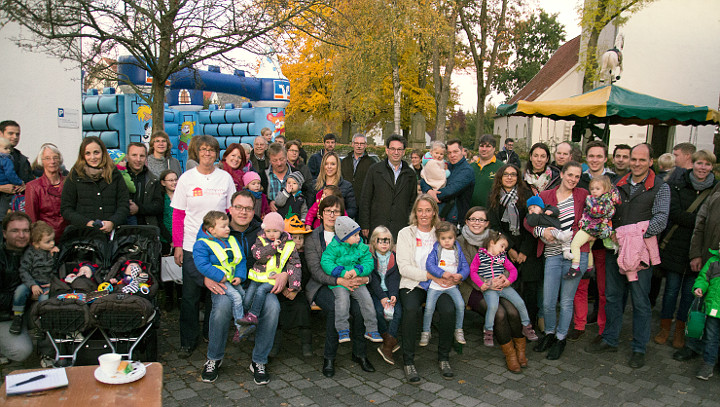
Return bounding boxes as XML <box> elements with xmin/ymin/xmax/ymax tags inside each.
<box><xmin>25</xmin><ymin>143</ymin><xmax>68</xmax><ymax>240</ymax></box>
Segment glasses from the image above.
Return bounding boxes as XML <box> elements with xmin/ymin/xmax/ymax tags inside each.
<box><xmin>323</xmin><ymin>209</ymin><xmax>341</xmax><ymax>216</ymax></box>
<box><xmin>199</xmin><ymin>147</ymin><xmax>215</xmax><ymax>153</ymax></box>
<box><xmin>467</xmin><ymin>218</ymin><xmax>488</xmax><ymax>223</ymax></box>
<box><xmin>376</xmin><ymin>238</ymin><xmax>391</xmax><ymax>244</ymax></box>
<box><xmin>42</xmin><ymin>156</ymin><xmax>60</xmax><ymax>162</ymax></box>
<box><xmin>387</xmin><ymin>147</ymin><xmax>405</xmax><ymax>153</ymax></box>
<box><xmin>163</xmin><ymin>178</ymin><xmax>178</xmax><ymax>183</ymax></box>
<box><xmin>231</xmin><ymin>205</ymin><xmax>254</xmax><ymax>213</ymax></box>
<box><xmin>502</xmin><ymin>173</ymin><xmax>518</xmax><ymax>178</ymax></box>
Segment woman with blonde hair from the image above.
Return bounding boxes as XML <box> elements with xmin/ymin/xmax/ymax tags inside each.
<box><xmin>314</xmin><ymin>151</ymin><xmax>356</xmax><ymax>218</ymax></box>
<box><xmin>147</xmin><ymin>131</ymin><xmax>182</xmax><ymax>178</ymax></box>
<box><xmin>60</xmin><ymin>136</ymin><xmax>129</xmax><ymax>233</ymax></box>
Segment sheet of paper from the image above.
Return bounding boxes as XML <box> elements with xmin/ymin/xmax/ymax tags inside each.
<box><xmin>5</xmin><ymin>368</ymin><xmax>69</xmax><ymax>395</ymax></box>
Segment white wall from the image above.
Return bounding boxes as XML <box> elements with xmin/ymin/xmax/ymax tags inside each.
<box><xmin>0</xmin><ymin>23</ymin><xmax>82</xmax><ymax>166</ymax></box>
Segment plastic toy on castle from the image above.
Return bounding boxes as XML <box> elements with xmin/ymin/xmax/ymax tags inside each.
<box><xmin>82</xmin><ymin>53</ymin><xmax>289</xmax><ymax>170</ymax></box>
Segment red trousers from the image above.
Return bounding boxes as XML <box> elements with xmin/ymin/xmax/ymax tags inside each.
<box><xmin>573</xmin><ymin>249</ymin><xmax>606</xmax><ymax>333</ymax></box>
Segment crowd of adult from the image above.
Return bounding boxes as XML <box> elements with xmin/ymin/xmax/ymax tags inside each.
<box><xmin>3</xmin><ymin>117</ymin><xmax>720</xmax><ymax>385</ymax></box>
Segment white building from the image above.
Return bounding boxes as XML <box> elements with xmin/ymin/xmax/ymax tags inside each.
<box><xmin>0</xmin><ymin>23</ymin><xmax>82</xmax><ymax>164</ymax></box>
<box><xmin>494</xmin><ymin>0</ymin><xmax>720</xmax><ymax>154</ymax></box>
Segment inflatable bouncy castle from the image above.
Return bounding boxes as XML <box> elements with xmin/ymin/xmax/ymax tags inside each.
<box><xmin>82</xmin><ymin>54</ymin><xmax>289</xmax><ymax>170</ymax></box>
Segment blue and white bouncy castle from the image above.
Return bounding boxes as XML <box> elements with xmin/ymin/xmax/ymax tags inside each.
<box><xmin>82</xmin><ymin>54</ymin><xmax>290</xmax><ymax>170</ymax></box>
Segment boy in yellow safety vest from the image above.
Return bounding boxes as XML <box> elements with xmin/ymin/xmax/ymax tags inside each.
<box><xmin>193</xmin><ymin>211</ymin><xmax>246</xmax><ymax>341</ymax></box>
<box><xmin>239</xmin><ymin>212</ymin><xmax>302</xmax><ymax>325</ymax></box>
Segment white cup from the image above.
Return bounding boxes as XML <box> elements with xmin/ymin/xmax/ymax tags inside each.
<box><xmin>98</xmin><ymin>353</ymin><xmax>122</xmax><ymax>375</ymax></box>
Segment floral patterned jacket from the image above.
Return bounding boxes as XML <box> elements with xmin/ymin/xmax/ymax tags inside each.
<box><xmin>579</xmin><ymin>187</ymin><xmax>622</xmax><ymax>239</ymax></box>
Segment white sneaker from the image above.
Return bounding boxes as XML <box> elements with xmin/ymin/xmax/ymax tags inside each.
<box><xmin>563</xmin><ymin>248</ymin><xmax>573</xmax><ymax>260</ymax></box>
<box><xmin>454</xmin><ymin>329</ymin><xmax>466</xmax><ymax>344</ymax></box>
<box><xmin>419</xmin><ymin>331</ymin><xmax>431</xmax><ymax>347</ymax></box>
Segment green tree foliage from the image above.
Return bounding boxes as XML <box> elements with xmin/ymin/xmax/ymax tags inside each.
<box><xmin>495</xmin><ymin>10</ymin><xmax>566</xmax><ymax>99</ymax></box>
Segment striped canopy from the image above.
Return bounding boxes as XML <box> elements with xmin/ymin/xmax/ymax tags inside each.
<box><xmin>497</xmin><ymin>84</ymin><xmax>719</xmax><ymax>126</ymax></box>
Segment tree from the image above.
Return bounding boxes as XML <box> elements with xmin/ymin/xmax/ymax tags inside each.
<box><xmin>494</xmin><ymin>10</ymin><xmax>565</xmax><ymax>98</ymax></box>
<box><xmin>1</xmin><ymin>0</ymin><xmax>327</xmax><ymax>133</ymax></box>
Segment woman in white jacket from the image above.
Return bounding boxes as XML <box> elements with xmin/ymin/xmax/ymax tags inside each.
<box><xmin>398</xmin><ymin>194</ymin><xmax>461</xmax><ymax>383</ymax></box>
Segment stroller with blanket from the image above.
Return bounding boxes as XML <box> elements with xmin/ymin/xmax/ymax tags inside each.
<box><xmin>32</xmin><ymin>225</ymin><xmax>161</xmax><ymax>365</ymax></box>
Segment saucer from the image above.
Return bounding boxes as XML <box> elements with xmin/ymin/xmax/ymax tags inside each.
<box><xmin>94</xmin><ymin>361</ymin><xmax>146</xmax><ymax>384</ymax></box>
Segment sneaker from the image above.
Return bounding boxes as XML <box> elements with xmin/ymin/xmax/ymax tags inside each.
<box><xmin>364</xmin><ymin>331</ymin><xmax>383</xmax><ymax>342</ymax></box>
<box><xmin>9</xmin><ymin>314</ymin><xmax>23</xmax><ymax>335</ymax></box>
<box><xmin>567</xmin><ymin>329</ymin><xmax>585</xmax><ymax>342</ymax></box>
<box><xmin>562</xmin><ymin>248</ymin><xmax>573</xmax><ymax>260</ymax></box>
<box><xmin>201</xmin><ymin>359</ymin><xmax>222</xmax><ymax>382</ymax></box>
<box><xmin>696</xmin><ymin>363</ymin><xmax>714</xmax><ymax>380</ymax></box>
<box><xmin>238</xmin><ymin>312</ymin><xmax>258</xmax><ymax>325</ymax></box>
<box><xmin>483</xmin><ymin>329</ymin><xmax>494</xmax><ymax>347</ymax></box>
<box><xmin>439</xmin><ymin>360</ymin><xmax>454</xmax><ymax>379</ymax></box>
<box><xmin>419</xmin><ymin>331</ymin><xmax>431</xmax><ymax>347</ymax></box>
<box><xmin>522</xmin><ymin>324</ymin><xmax>538</xmax><ymax>341</ymax></box>
<box><xmin>404</xmin><ymin>364</ymin><xmax>420</xmax><ymax>383</ymax></box>
<box><xmin>250</xmin><ymin>361</ymin><xmax>270</xmax><ymax>385</ymax></box>
<box><xmin>338</xmin><ymin>329</ymin><xmax>351</xmax><ymax>343</ymax></box>
<box><xmin>454</xmin><ymin>329</ymin><xmax>466</xmax><ymax>344</ymax></box>
<box><xmin>564</xmin><ymin>267</ymin><xmax>581</xmax><ymax>279</ymax></box>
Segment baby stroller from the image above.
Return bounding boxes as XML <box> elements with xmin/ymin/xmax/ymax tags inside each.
<box><xmin>91</xmin><ymin>225</ymin><xmax>161</xmax><ymax>361</ymax></box>
<box><xmin>33</xmin><ymin>226</ymin><xmax>110</xmax><ymax>366</ymax></box>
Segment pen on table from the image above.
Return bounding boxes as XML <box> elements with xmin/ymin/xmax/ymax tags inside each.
<box><xmin>11</xmin><ymin>374</ymin><xmax>46</xmax><ymax>387</ymax></box>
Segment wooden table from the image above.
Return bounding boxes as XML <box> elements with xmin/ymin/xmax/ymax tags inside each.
<box><xmin>1</xmin><ymin>363</ymin><xmax>163</xmax><ymax>406</ymax></box>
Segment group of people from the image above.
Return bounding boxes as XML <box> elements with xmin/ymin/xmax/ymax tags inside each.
<box><xmin>2</xmin><ymin>118</ymin><xmax>720</xmax><ymax>386</ymax></box>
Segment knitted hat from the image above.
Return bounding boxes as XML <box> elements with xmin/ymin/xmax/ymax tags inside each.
<box><xmin>287</xmin><ymin>171</ymin><xmax>305</xmax><ymax>186</ymax></box>
<box><xmin>526</xmin><ymin>195</ymin><xmax>545</xmax><ymax>209</ymax></box>
<box><xmin>108</xmin><ymin>149</ymin><xmax>126</xmax><ymax>164</ymax></box>
<box><xmin>242</xmin><ymin>171</ymin><xmax>261</xmax><ymax>186</ymax></box>
<box><xmin>262</xmin><ymin>212</ymin><xmax>284</xmax><ymax>232</ymax></box>
<box><xmin>334</xmin><ymin>216</ymin><xmax>361</xmax><ymax>242</ymax></box>
<box><xmin>75</xmin><ymin>261</ymin><xmax>99</xmax><ymax>276</ymax></box>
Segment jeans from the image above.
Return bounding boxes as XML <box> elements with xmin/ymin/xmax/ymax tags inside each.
<box><xmin>245</xmin><ymin>281</ymin><xmax>272</xmax><ymax>317</ymax></box>
<box><xmin>13</xmin><ymin>283</ymin><xmax>49</xmax><ymax>313</ymax></box>
<box><xmin>686</xmin><ymin>316</ymin><xmax>720</xmax><ymax>365</ymax></box>
<box><xmin>0</xmin><ymin>319</ymin><xmax>33</xmax><ymax>361</ymax></box>
<box><xmin>331</xmin><ymin>285</ymin><xmax>377</xmax><ymax>332</ymax></box>
<box><xmin>423</xmin><ymin>287</ymin><xmax>465</xmax><ymax>331</ymax></box>
<box><xmin>371</xmin><ymin>291</ymin><xmax>402</xmax><ymax>338</ymax></box>
<box><xmin>543</xmin><ymin>253</ymin><xmax>588</xmax><ymax>340</ymax></box>
<box><xmin>602</xmin><ymin>250</ymin><xmax>652</xmax><ymax>353</ymax></box>
<box><xmin>660</xmin><ymin>271</ymin><xmax>695</xmax><ymax>322</ymax></box>
<box><xmin>482</xmin><ymin>287</ymin><xmax>531</xmax><ymax>330</ymax></box>
<box><xmin>222</xmin><ymin>282</ymin><xmax>245</xmax><ymax>325</ymax></box>
<box><xmin>180</xmin><ymin>250</ymin><xmax>210</xmax><ymax>349</ymax></box>
<box><xmin>400</xmin><ymin>288</ymin><xmax>454</xmax><ymax>365</ymax></box>
<box><xmin>314</xmin><ymin>285</ymin><xmax>367</xmax><ymax>360</ymax></box>
<box><xmin>206</xmin><ymin>288</ymin><xmax>280</xmax><ymax>363</ymax></box>
<box><xmin>467</xmin><ymin>290</ymin><xmax>523</xmax><ymax>345</ymax></box>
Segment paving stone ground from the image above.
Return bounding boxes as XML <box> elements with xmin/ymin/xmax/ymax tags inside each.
<box><xmin>4</xmin><ymin>301</ymin><xmax>720</xmax><ymax>406</ymax></box>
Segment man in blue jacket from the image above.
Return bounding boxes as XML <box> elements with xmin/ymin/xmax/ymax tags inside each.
<box><xmin>421</xmin><ymin>139</ymin><xmax>475</xmax><ymax>226</ymax></box>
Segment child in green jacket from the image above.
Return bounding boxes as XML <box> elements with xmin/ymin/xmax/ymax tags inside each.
<box><xmin>321</xmin><ymin>216</ymin><xmax>382</xmax><ymax>344</ymax></box>
<box><xmin>691</xmin><ymin>244</ymin><xmax>720</xmax><ymax>380</ymax></box>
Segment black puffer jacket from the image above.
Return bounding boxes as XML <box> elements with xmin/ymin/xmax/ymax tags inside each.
<box><xmin>661</xmin><ymin>170</ymin><xmax>716</xmax><ymax>273</ymax></box>
<box><xmin>61</xmin><ymin>167</ymin><xmax>130</xmax><ymax>228</ymax></box>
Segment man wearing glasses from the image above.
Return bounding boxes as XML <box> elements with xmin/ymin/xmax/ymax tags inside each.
<box><xmin>471</xmin><ymin>134</ymin><xmax>504</xmax><ymax>208</ymax></box>
<box><xmin>359</xmin><ymin>134</ymin><xmax>417</xmax><ymax>240</ymax></box>
<box><xmin>341</xmin><ymin>133</ymin><xmax>378</xmax><ymax>215</ymax></box>
<box><xmin>421</xmin><ymin>139</ymin><xmax>475</xmax><ymax>226</ymax></box>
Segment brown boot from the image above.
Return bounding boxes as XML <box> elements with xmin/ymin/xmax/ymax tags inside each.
<box><xmin>654</xmin><ymin>319</ymin><xmax>672</xmax><ymax>345</ymax></box>
<box><xmin>377</xmin><ymin>333</ymin><xmax>395</xmax><ymax>365</ymax></box>
<box><xmin>673</xmin><ymin>321</ymin><xmax>686</xmax><ymax>349</ymax></box>
<box><xmin>537</xmin><ymin>317</ymin><xmax>545</xmax><ymax>332</ymax></box>
<box><xmin>513</xmin><ymin>337</ymin><xmax>528</xmax><ymax>368</ymax></box>
<box><xmin>500</xmin><ymin>342</ymin><xmax>521</xmax><ymax>373</ymax></box>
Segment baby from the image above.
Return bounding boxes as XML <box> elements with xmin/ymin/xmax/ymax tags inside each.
<box><xmin>10</xmin><ymin>221</ymin><xmax>58</xmax><ymax>335</ymax></box>
<box><xmin>305</xmin><ymin>185</ymin><xmax>344</xmax><ymax>229</ymax></box>
<box><xmin>0</xmin><ymin>137</ymin><xmax>24</xmax><ymax>215</ymax></box>
<box><xmin>109</xmin><ymin>260</ymin><xmax>151</xmax><ymax>294</ymax></box>
<box><xmin>321</xmin><ymin>216</ymin><xmax>382</xmax><ymax>343</ymax></box>
<box><xmin>242</xmin><ymin>171</ymin><xmax>269</xmax><ymax>219</ymax></box>
<box><xmin>525</xmin><ymin>195</ymin><xmax>573</xmax><ymax>259</ymax></box>
<box><xmin>65</xmin><ymin>261</ymin><xmax>99</xmax><ymax>283</ymax></box>
<box><xmin>274</xmin><ymin>171</ymin><xmax>308</xmax><ymax>222</ymax></box>
<box><xmin>421</xmin><ymin>141</ymin><xmax>451</xmax><ymax>190</ymax></box>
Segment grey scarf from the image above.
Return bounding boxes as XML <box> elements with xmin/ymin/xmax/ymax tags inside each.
<box><xmin>500</xmin><ymin>187</ymin><xmax>520</xmax><ymax>236</ymax></box>
<box><xmin>689</xmin><ymin>171</ymin><xmax>715</xmax><ymax>191</ymax></box>
<box><xmin>461</xmin><ymin>226</ymin><xmax>489</xmax><ymax>248</ymax></box>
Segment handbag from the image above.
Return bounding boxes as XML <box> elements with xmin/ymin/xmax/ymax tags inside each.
<box><xmin>161</xmin><ymin>256</ymin><xmax>183</xmax><ymax>284</ymax></box>
<box><xmin>686</xmin><ymin>296</ymin><xmax>706</xmax><ymax>339</ymax></box>
<box><xmin>660</xmin><ymin>188</ymin><xmax>712</xmax><ymax>250</ymax></box>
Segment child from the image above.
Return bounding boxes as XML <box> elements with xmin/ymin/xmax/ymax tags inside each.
<box><xmin>320</xmin><ymin>216</ymin><xmax>382</xmax><ymax>343</ymax></box>
<box><xmin>10</xmin><ymin>221</ymin><xmax>58</xmax><ymax>334</ymax></box>
<box><xmin>193</xmin><ymin>211</ymin><xmax>247</xmax><ymax>341</ymax></box>
<box><xmin>470</xmin><ymin>231</ymin><xmax>538</xmax><ymax>346</ymax></box>
<box><xmin>305</xmin><ymin>185</ymin><xmax>344</xmax><ymax>229</ymax></box>
<box><xmin>108</xmin><ymin>260</ymin><xmax>152</xmax><ymax>294</ymax></box>
<box><xmin>420</xmin><ymin>221</ymin><xmax>469</xmax><ymax>346</ymax></box>
<box><xmin>108</xmin><ymin>149</ymin><xmax>136</xmax><ymax>194</ymax></box>
<box><xmin>242</xmin><ymin>171</ymin><xmax>269</xmax><ymax>219</ymax></box>
<box><xmin>240</xmin><ymin>212</ymin><xmax>302</xmax><ymax>325</ymax></box>
<box><xmin>367</xmin><ymin>226</ymin><xmax>402</xmax><ymax>364</ymax></box>
<box><xmin>0</xmin><ymin>137</ymin><xmax>24</xmax><ymax>215</ymax></box>
<box><xmin>275</xmin><ymin>171</ymin><xmax>308</xmax><ymax>222</ymax></box>
<box><xmin>159</xmin><ymin>169</ymin><xmax>180</xmax><ymax>310</ymax></box>
<box><xmin>691</xmin><ymin>243</ymin><xmax>720</xmax><ymax>380</ymax></box>
<box><xmin>420</xmin><ymin>141</ymin><xmax>451</xmax><ymax>190</ymax></box>
<box><xmin>568</xmin><ymin>175</ymin><xmax>621</xmax><ymax>278</ymax></box>
<box><xmin>525</xmin><ymin>195</ymin><xmax>573</xmax><ymax>259</ymax></box>
<box><xmin>657</xmin><ymin>152</ymin><xmax>676</xmax><ymax>180</ymax></box>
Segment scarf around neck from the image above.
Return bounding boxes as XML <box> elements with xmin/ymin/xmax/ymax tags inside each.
<box><xmin>461</xmin><ymin>226</ymin><xmax>489</xmax><ymax>248</ymax></box>
<box><xmin>500</xmin><ymin>187</ymin><xmax>520</xmax><ymax>236</ymax></box>
<box><xmin>84</xmin><ymin>164</ymin><xmax>104</xmax><ymax>181</ymax></box>
<box><xmin>689</xmin><ymin>171</ymin><xmax>715</xmax><ymax>191</ymax></box>
<box><xmin>524</xmin><ymin>167</ymin><xmax>553</xmax><ymax>193</ymax></box>
<box><xmin>223</xmin><ymin>161</ymin><xmax>246</xmax><ymax>189</ymax></box>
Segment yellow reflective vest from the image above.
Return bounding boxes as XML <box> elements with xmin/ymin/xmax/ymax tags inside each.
<box><xmin>198</xmin><ymin>236</ymin><xmax>243</xmax><ymax>281</ymax></box>
<box><xmin>248</xmin><ymin>237</ymin><xmax>295</xmax><ymax>286</ymax></box>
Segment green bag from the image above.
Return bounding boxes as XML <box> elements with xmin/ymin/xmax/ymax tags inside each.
<box><xmin>686</xmin><ymin>297</ymin><xmax>706</xmax><ymax>340</ymax></box>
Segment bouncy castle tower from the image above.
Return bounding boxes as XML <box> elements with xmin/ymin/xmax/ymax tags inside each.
<box><xmin>82</xmin><ymin>54</ymin><xmax>289</xmax><ymax>170</ymax></box>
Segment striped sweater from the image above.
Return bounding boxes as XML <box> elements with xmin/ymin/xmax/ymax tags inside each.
<box><xmin>469</xmin><ymin>248</ymin><xmax>518</xmax><ymax>288</ymax></box>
